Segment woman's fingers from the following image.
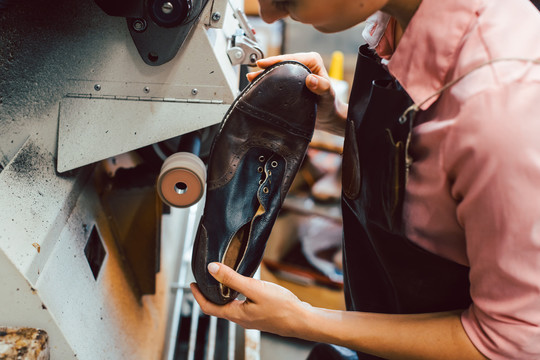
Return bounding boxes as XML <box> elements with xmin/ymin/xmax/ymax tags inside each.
<box><xmin>190</xmin><ymin>282</ymin><xmax>246</xmax><ymax>321</ymax></box>
<box><xmin>256</xmin><ymin>52</ymin><xmax>328</xmax><ymax>75</ymax></box>
<box><xmin>247</xmin><ymin>71</ymin><xmax>331</xmax><ymax>96</ymax></box>
<box><xmin>246</xmin><ymin>56</ymin><xmax>332</xmax><ymax>98</ymax></box>
<box><xmin>190</xmin><ymin>282</ymin><xmax>222</xmax><ymax>316</ymax></box>
<box><xmin>246</xmin><ymin>52</ymin><xmax>329</xmax><ymax>82</ymax></box>
<box><xmin>208</xmin><ymin>262</ymin><xmax>262</xmax><ymax>301</ymax></box>
<box><xmin>242</xmin><ymin>51</ymin><xmax>347</xmax><ymax>136</ymax></box>
<box><xmin>246</xmin><ymin>69</ymin><xmax>264</xmax><ymax>82</ymax></box>
<box><xmin>306</xmin><ymin>74</ymin><xmax>332</xmax><ymax>96</ymax></box>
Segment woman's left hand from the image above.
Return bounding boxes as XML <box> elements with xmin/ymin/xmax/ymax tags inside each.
<box><xmin>190</xmin><ymin>262</ymin><xmax>311</xmax><ymax>337</ymax></box>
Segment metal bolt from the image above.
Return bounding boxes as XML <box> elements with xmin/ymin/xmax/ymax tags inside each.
<box><xmin>132</xmin><ymin>19</ymin><xmax>147</xmax><ymax>32</ymax></box>
<box><xmin>234</xmin><ymin>50</ymin><xmax>244</xmax><ymax>60</ymax></box>
<box><xmin>191</xmin><ymin>88</ymin><xmax>198</xmax><ymax>95</ymax></box>
<box><xmin>143</xmin><ymin>86</ymin><xmax>150</xmax><ymax>94</ymax></box>
<box><xmin>212</xmin><ymin>12</ymin><xmax>221</xmax><ymax>22</ymax></box>
<box><xmin>162</xmin><ymin>2</ymin><xmax>173</xmax><ymax>14</ymax></box>
<box><xmin>94</xmin><ymin>84</ymin><xmax>101</xmax><ymax>91</ymax></box>
<box><xmin>250</xmin><ymin>54</ymin><xmax>258</xmax><ymax>63</ymax></box>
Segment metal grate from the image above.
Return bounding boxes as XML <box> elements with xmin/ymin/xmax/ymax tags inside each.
<box><xmin>163</xmin><ymin>204</ymin><xmax>260</xmax><ymax>360</ymax></box>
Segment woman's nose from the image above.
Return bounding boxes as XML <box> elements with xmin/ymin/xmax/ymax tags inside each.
<box><xmin>257</xmin><ymin>0</ymin><xmax>289</xmax><ymax>23</ymax></box>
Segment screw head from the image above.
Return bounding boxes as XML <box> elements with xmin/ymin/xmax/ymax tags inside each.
<box><xmin>162</xmin><ymin>2</ymin><xmax>173</xmax><ymax>14</ymax></box>
<box><xmin>94</xmin><ymin>84</ymin><xmax>101</xmax><ymax>91</ymax></box>
<box><xmin>234</xmin><ymin>50</ymin><xmax>244</xmax><ymax>60</ymax></box>
<box><xmin>191</xmin><ymin>88</ymin><xmax>198</xmax><ymax>95</ymax></box>
<box><xmin>132</xmin><ymin>19</ymin><xmax>147</xmax><ymax>32</ymax></box>
<box><xmin>143</xmin><ymin>87</ymin><xmax>150</xmax><ymax>94</ymax></box>
<box><xmin>211</xmin><ymin>12</ymin><xmax>221</xmax><ymax>22</ymax></box>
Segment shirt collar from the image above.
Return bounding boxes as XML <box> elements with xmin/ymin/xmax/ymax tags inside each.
<box><xmin>365</xmin><ymin>0</ymin><xmax>482</xmax><ymax>110</ymax></box>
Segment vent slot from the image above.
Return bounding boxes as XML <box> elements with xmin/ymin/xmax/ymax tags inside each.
<box><xmin>84</xmin><ymin>225</ymin><xmax>107</xmax><ymax>280</ymax></box>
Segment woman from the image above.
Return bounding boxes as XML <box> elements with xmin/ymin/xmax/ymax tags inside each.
<box><xmin>192</xmin><ymin>0</ymin><xmax>540</xmax><ymax>358</ymax></box>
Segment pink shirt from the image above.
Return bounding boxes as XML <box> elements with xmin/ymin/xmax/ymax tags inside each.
<box><xmin>365</xmin><ymin>0</ymin><xmax>540</xmax><ymax>358</ymax></box>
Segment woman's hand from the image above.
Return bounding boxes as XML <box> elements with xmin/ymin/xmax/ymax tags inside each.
<box><xmin>190</xmin><ymin>262</ymin><xmax>311</xmax><ymax>337</ymax></box>
<box><xmin>247</xmin><ymin>52</ymin><xmax>348</xmax><ymax>137</ymax></box>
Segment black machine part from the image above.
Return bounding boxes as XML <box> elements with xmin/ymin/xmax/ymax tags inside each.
<box><xmin>94</xmin><ymin>0</ymin><xmax>209</xmax><ymax>66</ymax></box>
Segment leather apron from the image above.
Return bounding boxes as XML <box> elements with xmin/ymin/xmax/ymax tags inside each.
<box><xmin>337</xmin><ymin>44</ymin><xmax>471</xmax><ymax>359</ymax></box>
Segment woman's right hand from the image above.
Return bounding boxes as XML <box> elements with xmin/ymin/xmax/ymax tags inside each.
<box><xmin>247</xmin><ymin>52</ymin><xmax>348</xmax><ymax>137</ymax></box>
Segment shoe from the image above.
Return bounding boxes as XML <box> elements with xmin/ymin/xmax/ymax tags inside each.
<box><xmin>192</xmin><ymin>61</ymin><xmax>317</xmax><ymax>304</ymax></box>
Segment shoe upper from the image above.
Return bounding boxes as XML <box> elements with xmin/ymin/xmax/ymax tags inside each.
<box><xmin>192</xmin><ymin>61</ymin><xmax>317</xmax><ymax>304</ymax></box>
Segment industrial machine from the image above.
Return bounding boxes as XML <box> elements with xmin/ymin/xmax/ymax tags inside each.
<box><xmin>0</xmin><ymin>0</ymin><xmax>263</xmax><ymax>358</ymax></box>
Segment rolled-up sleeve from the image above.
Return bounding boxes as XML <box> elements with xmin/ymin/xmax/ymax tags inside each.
<box><xmin>443</xmin><ymin>81</ymin><xmax>540</xmax><ymax>359</ymax></box>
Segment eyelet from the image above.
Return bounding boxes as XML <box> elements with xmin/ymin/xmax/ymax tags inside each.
<box><xmin>271</xmin><ymin>161</ymin><xmax>278</xmax><ymax>168</ymax></box>
<box><xmin>259</xmin><ymin>179</ymin><xmax>263</xmax><ymax>185</ymax></box>
<box><xmin>263</xmin><ymin>187</ymin><xmax>269</xmax><ymax>194</ymax></box>
<box><xmin>258</xmin><ymin>156</ymin><xmax>265</xmax><ymax>162</ymax></box>
<box><xmin>257</xmin><ymin>166</ymin><xmax>263</xmax><ymax>173</ymax></box>
<box><xmin>267</xmin><ymin>170</ymin><xmax>272</xmax><ymax>176</ymax></box>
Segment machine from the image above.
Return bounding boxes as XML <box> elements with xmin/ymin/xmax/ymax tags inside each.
<box><xmin>0</xmin><ymin>0</ymin><xmax>264</xmax><ymax>358</ymax></box>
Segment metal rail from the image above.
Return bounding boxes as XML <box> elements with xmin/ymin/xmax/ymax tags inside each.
<box><xmin>163</xmin><ymin>203</ymin><xmax>260</xmax><ymax>360</ymax></box>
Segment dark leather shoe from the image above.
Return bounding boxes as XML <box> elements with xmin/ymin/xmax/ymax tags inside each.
<box><xmin>192</xmin><ymin>61</ymin><xmax>317</xmax><ymax>304</ymax></box>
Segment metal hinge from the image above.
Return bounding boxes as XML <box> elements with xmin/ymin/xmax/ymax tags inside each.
<box><xmin>65</xmin><ymin>93</ymin><xmax>223</xmax><ymax>104</ymax></box>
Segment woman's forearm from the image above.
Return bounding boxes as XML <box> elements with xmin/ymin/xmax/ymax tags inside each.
<box><xmin>193</xmin><ymin>263</ymin><xmax>486</xmax><ymax>360</ymax></box>
<box><xmin>299</xmin><ymin>307</ymin><xmax>487</xmax><ymax>360</ymax></box>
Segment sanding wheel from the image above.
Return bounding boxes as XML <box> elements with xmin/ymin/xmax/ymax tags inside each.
<box><xmin>157</xmin><ymin>152</ymin><xmax>206</xmax><ymax>208</ymax></box>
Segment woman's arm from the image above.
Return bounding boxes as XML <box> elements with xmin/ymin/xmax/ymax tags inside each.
<box><xmin>247</xmin><ymin>53</ymin><xmax>348</xmax><ymax>137</ymax></box>
<box><xmin>191</xmin><ymin>262</ymin><xmax>487</xmax><ymax>360</ymax></box>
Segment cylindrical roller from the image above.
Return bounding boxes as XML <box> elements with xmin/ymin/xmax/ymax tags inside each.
<box><xmin>157</xmin><ymin>152</ymin><xmax>206</xmax><ymax>208</ymax></box>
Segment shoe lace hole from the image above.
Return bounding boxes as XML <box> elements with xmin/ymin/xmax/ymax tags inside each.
<box><xmin>263</xmin><ymin>187</ymin><xmax>269</xmax><ymax>193</ymax></box>
<box><xmin>257</xmin><ymin>167</ymin><xmax>263</xmax><ymax>173</ymax></box>
<box><xmin>258</xmin><ymin>156</ymin><xmax>265</xmax><ymax>162</ymax></box>
<box><xmin>271</xmin><ymin>161</ymin><xmax>278</xmax><ymax>168</ymax></box>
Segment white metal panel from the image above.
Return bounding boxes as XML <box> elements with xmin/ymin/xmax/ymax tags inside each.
<box><xmin>57</xmin><ymin>99</ymin><xmax>230</xmax><ymax>172</ymax></box>
<box><xmin>55</xmin><ymin>0</ymin><xmax>241</xmax><ymax>173</ymax></box>
<box><xmin>0</xmin><ymin>251</ymin><xmax>76</xmax><ymax>359</ymax></box>
<box><xmin>0</xmin><ymin>137</ymin><xmax>89</xmax><ymax>283</ymax></box>
<box><xmin>33</xmin><ymin>172</ymin><xmax>170</xmax><ymax>359</ymax></box>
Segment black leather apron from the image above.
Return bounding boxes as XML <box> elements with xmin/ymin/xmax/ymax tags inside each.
<box><xmin>309</xmin><ymin>44</ymin><xmax>472</xmax><ymax>360</ymax></box>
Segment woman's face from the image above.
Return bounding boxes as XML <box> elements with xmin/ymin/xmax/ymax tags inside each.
<box><xmin>257</xmin><ymin>0</ymin><xmax>390</xmax><ymax>33</ymax></box>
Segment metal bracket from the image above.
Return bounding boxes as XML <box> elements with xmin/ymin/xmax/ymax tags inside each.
<box><xmin>226</xmin><ymin>2</ymin><xmax>264</xmax><ymax>66</ymax></box>
<box><xmin>227</xmin><ymin>30</ymin><xmax>264</xmax><ymax>66</ymax></box>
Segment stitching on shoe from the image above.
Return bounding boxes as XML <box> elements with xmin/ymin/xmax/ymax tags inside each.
<box><xmin>235</xmin><ymin>101</ymin><xmax>314</xmax><ymax>140</ymax></box>
<box><xmin>206</xmin><ymin>61</ymin><xmax>312</xmax><ymax>190</ymax></box>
